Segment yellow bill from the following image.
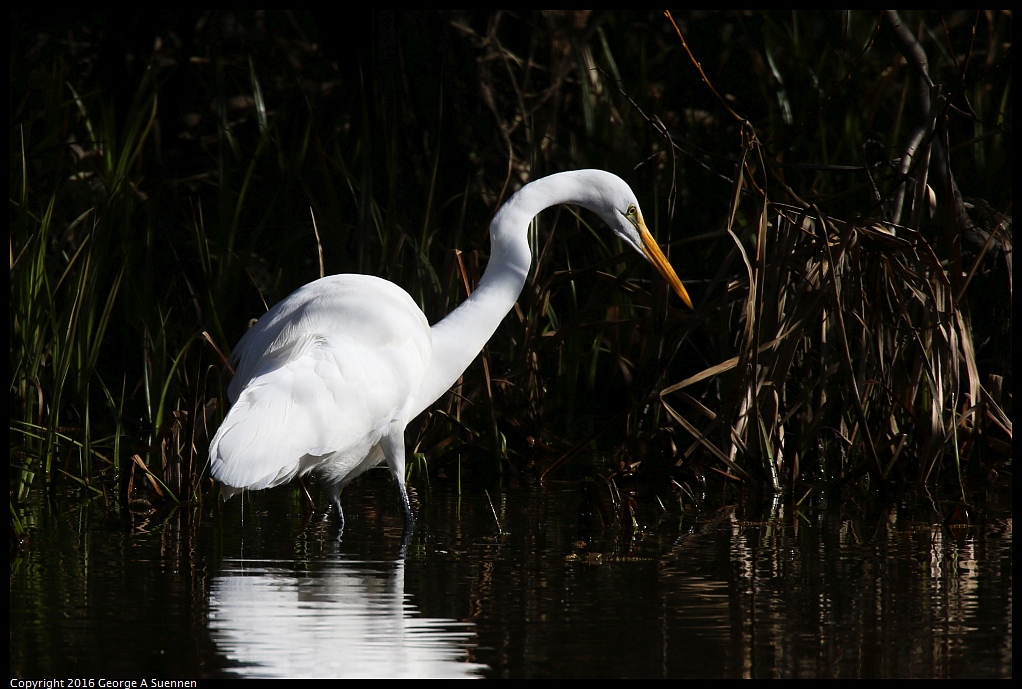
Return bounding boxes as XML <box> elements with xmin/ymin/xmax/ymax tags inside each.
<box><xmin>637</xmin><ymin>221</ymin><xmax>693</xmax><ymax>308</ymax></box>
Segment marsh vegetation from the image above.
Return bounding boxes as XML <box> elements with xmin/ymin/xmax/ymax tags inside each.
<box><xmin>10</xmin><ymin>11</ymin><xmax>1012</xmax><ymax>537</ymax></box>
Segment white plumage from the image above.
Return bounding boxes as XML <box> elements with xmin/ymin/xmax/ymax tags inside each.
<box><xmin>209</xmin><ymin>170</ymin><xmax>691</xmax><ymax>524</ymax></box>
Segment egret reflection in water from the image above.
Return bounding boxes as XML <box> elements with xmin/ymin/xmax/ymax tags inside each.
<box><xmin>208</xmin><ymin>558</ymin><xmax>486</xmax><ymax>678</ymax></box>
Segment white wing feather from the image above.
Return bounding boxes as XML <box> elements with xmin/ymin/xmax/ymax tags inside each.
<box><xmin>209</xmin><ymin>274</ymin><xmax>431</xmax><ymax>494</ymax></box>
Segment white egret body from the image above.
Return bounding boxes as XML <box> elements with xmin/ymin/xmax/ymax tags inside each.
<box><xmin>209</xmin><ymin>169</ymin><xmax>691</xmax><ymax>523</ymax></box>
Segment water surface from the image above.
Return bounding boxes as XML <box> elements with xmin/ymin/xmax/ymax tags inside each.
<box><xmin>10</xmin><ymin>473</ymin><xmax>1012</xmax><ymax>678</ymax></box>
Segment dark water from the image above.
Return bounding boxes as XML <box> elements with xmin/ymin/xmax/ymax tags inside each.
<box><xmin>10</xmin><ymin>473</ymin><xmax>1012</xmax><ymax>678</ymax></box>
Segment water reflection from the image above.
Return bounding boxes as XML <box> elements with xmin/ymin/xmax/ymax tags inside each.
<box><xmin>654</xmin><ymin>496</ymin><xmax>1013</xmax><ymax>678</ymax></box>
<box><xmin>209</xmin><ymin>558</ymin><xmax>486</xmax><ymax>678</ymax></box>
<box><xmin>8</xmin><ymin>477</ymin><xmax>1012</xmax><ymax>679</ymax></box>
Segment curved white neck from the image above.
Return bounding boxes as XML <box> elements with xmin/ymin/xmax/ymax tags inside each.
<box><xmin>411</xmin><ymin>171</ymin><xmax>614</xmax><ymax>416</ymax></box>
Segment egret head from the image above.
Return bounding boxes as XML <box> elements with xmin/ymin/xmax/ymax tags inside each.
<box><xmin>590</xmin><ymin>175</ymin><xmax>693</xmax><ymax>309</ymax></box>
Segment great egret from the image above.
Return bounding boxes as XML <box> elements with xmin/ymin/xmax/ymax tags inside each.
<box><xmin>209</xmin><ymin>169</ymin><xmax>691</xmax><ymax>524</ymax></box>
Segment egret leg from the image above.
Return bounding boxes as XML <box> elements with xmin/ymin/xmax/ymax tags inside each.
<box><xmin>327</xmin><ymin>483</ymin><xmax>346</xmax><ymax>530</ymax></box>
<box><xmin>398</xmin><ymin>518</ymin><xmax>415</xmax><ymax>558</ymax></box>
<box><xmin>381</xmin><ymin>428</ymin><xmax>415</xmax><ymax>523</ymax></box>
<box><xmin>297</xmin><ymin>476</ymin><xmax>315</xmax><ymax>511</ymax></box>
<box><xmin>397</xmin><ymin>481</ymin><xmax>415</xmax><ymax>523</ymax></box>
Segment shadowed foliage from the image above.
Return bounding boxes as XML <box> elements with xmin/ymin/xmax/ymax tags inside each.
<box><xmin>10</xmin><ymin>11</ymin><xmax>1011</xmax><ymax>536</ymax></box>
